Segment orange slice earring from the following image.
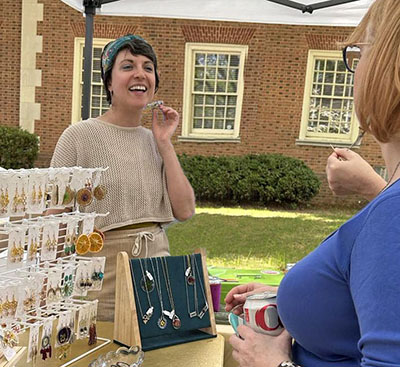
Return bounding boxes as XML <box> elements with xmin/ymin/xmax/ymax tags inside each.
<box><xmin>88</xmin><ymin>232</ymin><xmax>104</xmax><ymax>253</ymax></box>
<box><xmin>75</xmin><ymin>234</ymin><xmax>90</xmax><ymax>255</ymax></box>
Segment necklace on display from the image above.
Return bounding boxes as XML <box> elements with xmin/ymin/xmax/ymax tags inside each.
<box><xmin>185</xmin><ymin>254</ymin><xmax>195</xmax><ymax>285</ymax></box>
<box><xmin>134</xmin><ymin>259</ymin><xmax>154</xmax><ymax>324</ymax></box>
<box><xmin>192</xmin><ymin>254</ymin><xmax>200</xmax><ymax>317</ymax></box>
<box><xmin>150</xmin><ymin>258</ymin><xmax>168</xmax><ymax>329</ymax></box>
<box><xmin>184</xmin><ymin>256</ymin><xmax>197</xmax><ymax>318</ymax></box>
<box><xmin>139</xmin><ymin>258</ymin><xmax>154</xmax><ymax>293</ymax></box>
<box><xmin>193</xmin><ymin>254</ymin><xmax>209</xmax><ymax>319</ymax></box>
<box><xmin>161</xmin><ymin>257</ymin><xmax>181</xmax><ymax>329</ymax></box>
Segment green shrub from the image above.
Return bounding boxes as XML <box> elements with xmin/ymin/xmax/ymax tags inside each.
<box><xmin>178</xmin><ymin>154</ymin><xmax>321</xmax><ymax>206</ymax></box>
<box><xmin>0</xmin><ymin>126</ymin><xmax>39</xmax><ymax>169</ymax></box>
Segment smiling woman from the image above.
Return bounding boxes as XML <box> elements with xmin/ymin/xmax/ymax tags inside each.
<box><xmin>50</xmin><ymin>34</ymin><xmax>195</xmax><ymax>321</ymax></box>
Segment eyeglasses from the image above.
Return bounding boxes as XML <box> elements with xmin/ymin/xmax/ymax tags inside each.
<box><xmin>342</xmin><ymin>43</ymin><xmax>370</xmax><ymax>73</ymax></box>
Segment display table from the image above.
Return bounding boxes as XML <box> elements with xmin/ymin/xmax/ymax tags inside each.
<box><xmin>11</xmin><ymin>321</ymin><xmax>225</xmax><ymax>367</ymax></box>
<box><xmin>217</xmin><ymin>324</ymin><xmax>239</xmax><ymax>367</ymax></box>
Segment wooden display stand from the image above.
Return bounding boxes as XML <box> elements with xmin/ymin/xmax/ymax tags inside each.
<box><xmin>113</xmin><ymin>249</ymin><xmax>217</xmax><ymax>350</ymax></box>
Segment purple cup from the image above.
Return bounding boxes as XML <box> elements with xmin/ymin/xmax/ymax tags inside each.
<box><xmin>210</xmin><ymin>280</ymin><xmax>222</xmax><ymax>312</ymax></box>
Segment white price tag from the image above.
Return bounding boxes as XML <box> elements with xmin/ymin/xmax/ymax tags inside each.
<box><xmin>82</xmin><ymin>216</ymin><xmax>95</xmax><ymax>235</ymax></box>
<box><xmin>0</xmin><ymin>344</ymin><xmax>17</xmax><ymax>361</ymax></box>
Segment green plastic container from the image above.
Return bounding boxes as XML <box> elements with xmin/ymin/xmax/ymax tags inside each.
<box><xmin>207</xmin><ymin>266</ymin><xmax>285</xmax><ymax>304</ymax></box>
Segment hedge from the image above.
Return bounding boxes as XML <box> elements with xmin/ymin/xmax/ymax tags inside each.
<box><xmin>178</xmin><ymin>153</ymin><xmax>320</xmax><ymax>206</ymax></box>
<box><xmin>0</xmin><ymin>126</ymin><xmax>39</xmax><ymax>169</ymax></box>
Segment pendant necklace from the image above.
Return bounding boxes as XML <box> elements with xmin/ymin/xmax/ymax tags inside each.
<box><xmin>185</xmin><ymin>254</ymin><xmax>195</xmax><ymax>285</ymax></box>
<box><xmin>140</xmin><ymin>258</ymin><xmax>155</xmax><ymax>293</ymax></box>
<box><xmin>192</xmin><ymin>254</ymin><xmax>199</xmax><ymax>317</ymax></box>
<box><xmin>184</xmin><ymin>255</ymin><xmax>197</xmax><ymax>318</ymax></box>
<box><xmin>134</xmin><ymin>259</ymin><xmax>154</xmax><ymax>324</ymax></box>
<box><xmin>193</xmin><ymin>255</ymin><xmax>209</xmax><ymax>319</ymax></box>
<box><xmin>161</xmin><ymin>257</ymin><xmax>182</xmax><ymax>329</ymax></box>
<box><xmin>150</xmin><ymin>258</ymin><xmax>168</xmax><ymax>329</ymax></box>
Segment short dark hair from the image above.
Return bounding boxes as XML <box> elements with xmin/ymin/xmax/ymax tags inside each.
<box><xmin>101</xmin><ymin>37</ymin><xmax>160</xmax><ymax>104</ymax></box>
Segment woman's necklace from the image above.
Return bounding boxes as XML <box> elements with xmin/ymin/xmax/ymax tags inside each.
<box><xmin>380</xmin><ymin>160</ymin><xmax>400</xmax><ymax>194</ymax></box>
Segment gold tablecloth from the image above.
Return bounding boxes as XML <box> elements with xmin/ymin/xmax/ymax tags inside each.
<box><xmin>9</xmin><ymin>322</ymin><xmax>225</xmax><ymax>367</ymax></box>
<box><xmin>217</xmin><ymin>324</ymin><xmax>239</xmax><ymax>367</ymax></box>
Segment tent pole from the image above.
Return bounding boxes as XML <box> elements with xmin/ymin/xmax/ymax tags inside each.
<box><xmin>81</xmin><ymin>0</ymin><xmax>120</xmax><ymax>121</ymax></box>
<box><xmin>82</xmin><ymin>1</ymin><xmax>96</xmax><ymax>120</ymax></box>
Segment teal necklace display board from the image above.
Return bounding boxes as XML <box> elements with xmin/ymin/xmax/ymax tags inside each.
<box><xmin>113</xmin><ymin>249</ymin><xmax>217</xmax><ymax>350</ymax></box>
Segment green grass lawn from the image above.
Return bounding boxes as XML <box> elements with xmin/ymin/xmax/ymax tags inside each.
<box><xmin>167</xmin><ymin>206</ymin><xmax>357</xmax><ymax>270</ymax></box>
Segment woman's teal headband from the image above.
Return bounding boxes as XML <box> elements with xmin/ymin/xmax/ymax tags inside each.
<box><xmin>101</xmin><ymin>34</ymin><xmax>145</xmax><ymax>74</ymax></box>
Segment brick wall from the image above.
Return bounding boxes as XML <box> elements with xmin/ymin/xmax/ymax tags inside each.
<box><xmin>2</xmin><ymin>0</ymin><xmax>384</xmax><ymax>206</ymax></box>
<box><xmin>0</xmin><ymin>1</ymin><xmax>22</xmax><ymax>128</ymax></box>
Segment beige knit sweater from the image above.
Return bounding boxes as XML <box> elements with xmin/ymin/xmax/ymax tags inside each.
<box><xmin>51</xmin><ymin>118</ymin><xmax>174</xmax><ymax>231</ymax></box>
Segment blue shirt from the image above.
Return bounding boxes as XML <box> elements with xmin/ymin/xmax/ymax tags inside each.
<box><xmin>278</xmin><ymin>180</ymin><xmax>400</xmax><ymax>367</ymax></box>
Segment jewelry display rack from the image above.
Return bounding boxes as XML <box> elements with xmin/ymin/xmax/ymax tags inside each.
<box><xmin>0</xmin><ymin>167</ymin><xmax>111</xmax><ymax>367</ymax></box>
<box><xmin>114</xmin><ymin>248</ymin><xmax>217</xmax><ymax>351</ymax></box>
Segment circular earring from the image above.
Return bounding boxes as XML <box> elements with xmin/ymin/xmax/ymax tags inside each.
<box><xmin>62</xmin><ymin>186</ymin><xmax>75</xmax><ymax>206</ymax></box>
<box><xmin>57</xmin><ymin>326</ymin><xmax>71</xmax><ymax>345</ymax></box>
<box><xmin>76</xmin><ymin>179</ymin><xmax>93</xmax><ymax>207</ymax></box>
<box><xmin>76</xmin><ymin>186</ymin><xmax>93</xmax><ymax>207</ymax></box>
<box><xmin>93</xmin><ymin>185</ymin><xmax>107</xmax><ymax>200</ymax></box>
<box><xmin>88</xmin><ymin>232</ymin><xmax>104</xmax><ymax>253</ymax></box>
<box><xmin>75</xmin><ymin>234</ymin><xmax>90</xmax><ymax>255</ymax></box>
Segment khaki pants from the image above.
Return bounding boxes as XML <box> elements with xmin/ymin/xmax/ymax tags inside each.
<box><xmin>87</xmin><ymin>224</ymin><xmax>170</xmax><ymax>321</ymax></box>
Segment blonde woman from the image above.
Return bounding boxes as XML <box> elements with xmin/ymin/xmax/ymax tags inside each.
<box><xmin>227</xmin><ymin>1</ymin><xmax>400</xmax><ymax>366</ymax></box>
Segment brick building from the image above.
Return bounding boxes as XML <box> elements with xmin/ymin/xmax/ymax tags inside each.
<box><xmin>1</xmin><ymin>0</ymin><xmax>382</xmax><ymax>206</ymax></box>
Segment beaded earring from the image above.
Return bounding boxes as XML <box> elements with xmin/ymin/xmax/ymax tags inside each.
<box><xmin>28</xmin><ymin>239</ymin><xmax>38</xmax><ymax>261</ymax></box>
<box><xmin>88</xmin><ymin>318</ymin><xmax>97</xmax><ymax>346</ymax></box>
<box><xmin>40</xmin><ymin>334</ymin><xmax>51</xmax><ymax>360</ymax></box>
<box><xmin>0</xmin><ymin>188</ymin><xmax>9</xmax><ymax>213</ymax></box>
<box><xmin>61</xmin><ymin>274</ymin><xmax>74</xmax><ymax>298</ymax></box>
<box><xmin>31</xmin><ymin>184</ymin><xmax>37</xmax><ymax>205</ymax></box>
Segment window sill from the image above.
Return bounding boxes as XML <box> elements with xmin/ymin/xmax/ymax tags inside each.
<box><xmin>178</xmin><ymin>136</ymin><xmax>241</xmax><ymax>143</ymax></box>
<box><xmin>295</xmin><ymin>139</ymin><xmax>361</xmax><ymax>148</ymax></box>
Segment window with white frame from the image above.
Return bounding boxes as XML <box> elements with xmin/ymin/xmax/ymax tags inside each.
<box><xmin>298</xmin><ymin>50</ymin><xmax>359</xmax><ymax>145</ymax></box>
<box><xmin>181</xmin><ymin>43</ymin><xmax>248</xmax><ymax>141</ymax></box>
<box><xmin>72</xmin><ymin>38</ymin><xmax>111</xmax><ymax>123</ymax></box>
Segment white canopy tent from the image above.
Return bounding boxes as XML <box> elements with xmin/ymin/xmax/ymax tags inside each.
<box><xmin>59</xmin><ymin>0</ymin><xmax>373</xmax><ymax>119</ymax></box>
<box><xmin>61</xmin><ymin>0</ymin><xmax>373</xmax><ymax>27</ymax></box>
